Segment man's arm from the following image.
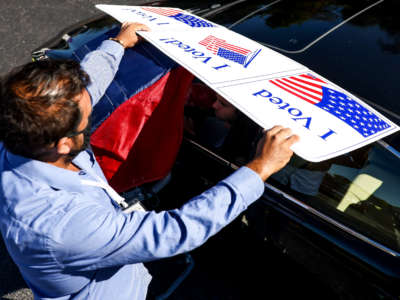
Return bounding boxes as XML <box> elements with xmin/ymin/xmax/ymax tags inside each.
<box><xmin>80</xmin><ymin>22</ymin><xmax>149</xmax><ymax>106</ymax></box>
<box><xmin>50</xmin><ymin>126</ymin><xmax>299</xmax><ymax>271</ymax></box>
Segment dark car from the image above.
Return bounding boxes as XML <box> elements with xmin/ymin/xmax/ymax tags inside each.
<box><xmin>31</xmin><ymin>0</ymin><xmax>400</xmax><ymax>299</ymax></box>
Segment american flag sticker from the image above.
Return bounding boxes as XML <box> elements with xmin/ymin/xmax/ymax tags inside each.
<box><xmin>199</xmin><ymin>35</ymin><xmax>261</xmax><ymax>68</ymax></box>
<box><xmin>141</xmin><ymin>7</ymin><xmax>215</xmax><ymax>28</ymax></box>
<box><xmin>270</xmin><ymin>73</ymin><xmax>391</xmax><ymax>138</ymax></box>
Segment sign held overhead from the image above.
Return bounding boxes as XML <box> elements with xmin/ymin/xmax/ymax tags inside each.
<box><xmin>96</xmin><ymin>5</ymin><xmax>399</xmax><ymax>162</ymax></box>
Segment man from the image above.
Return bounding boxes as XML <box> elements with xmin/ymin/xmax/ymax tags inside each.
<box><xmin>0</xmin><ymin>23</ymin><xmax>298</xmax><ymax>299</ymax></box>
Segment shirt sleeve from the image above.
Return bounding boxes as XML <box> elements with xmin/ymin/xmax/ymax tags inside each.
<box><xmin>80</xmin><ymin>40</ymin><xmax>125</xmax><ymax>106</ymax></box>
<box><xmin>50</xmin><ymin>167</ymin><xmax>264</xmax><ymax>271</ymax></box>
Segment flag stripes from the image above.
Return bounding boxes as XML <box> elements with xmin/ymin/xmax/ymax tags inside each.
<box><xmin>269</xmin><ymin>73</ymin><xmax>390</xmax><ymax>137</ymax></box>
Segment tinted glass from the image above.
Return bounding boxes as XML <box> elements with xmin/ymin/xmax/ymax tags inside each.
<box><xmin>206</xmin><ymin>0</ymin><xmax>377</xmax><ymax>51</ymax></box>
<box><xmin>269</xmin><ymin>138</ymin><xmax>400</xmax><ymax>253</ymax></box>
<box><xmin>201</xmin><ymin>0</ymin><xmax>400</xmax><ymax>253</ymax></box>
<box><xmin>184</xmin><ymin>82</ymin><xmax>261</xmax><ymax>165</ymax></box>
<box><xmin>184</xmin><ymin>81</ymin><xmax>400</xmax><ymax>253</ymax></box>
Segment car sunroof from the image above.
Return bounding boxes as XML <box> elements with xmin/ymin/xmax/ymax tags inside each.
<box><xmin>207</xmin><ymin>0</ymin><xmax>381</xmax><ymax>52</ymax></box>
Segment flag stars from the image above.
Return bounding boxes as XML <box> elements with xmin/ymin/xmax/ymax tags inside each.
<box><xmin>277</xmin><ymin>77</ymin><xmax>391</xmax><ymax>138</ymax></box>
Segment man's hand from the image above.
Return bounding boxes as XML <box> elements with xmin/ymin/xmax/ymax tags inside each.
<box><xmin>246</xmin><ymin>126</ymin><xmax>299</xmax><ymax>181</ymax></box>
<box><xmin>114</xmin><ymin>22</ymin><xmax>150</xmax><ymax>48</ymax></box>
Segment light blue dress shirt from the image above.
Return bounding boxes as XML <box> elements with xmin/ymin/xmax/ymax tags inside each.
<box><xmin>0</xmin><ymin>40</ymin><xmax>265</xmax><ymax>299</ymax></box>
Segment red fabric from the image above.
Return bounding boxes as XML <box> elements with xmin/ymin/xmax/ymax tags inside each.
<box><xmin>91</xmin><ymin>67</ymin><xmax>193</xmax><ymax>193</ymax></box>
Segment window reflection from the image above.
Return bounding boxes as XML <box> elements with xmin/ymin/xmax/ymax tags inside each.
<box><xmin>271</xmin><ymin>141</ymin><xmax>400</xmax><ymax>252</ymax></box>
<box><xmin>184</xmin><ymin>82</ymin><xmax>260</xmax><ymax>165</ymax></box>
<box><xmin>183</xmin><ymin>80</ymin><xmax>400</xmax><ymax>253</ymax></box>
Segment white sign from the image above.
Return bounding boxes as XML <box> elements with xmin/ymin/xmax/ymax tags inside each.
<box><xmin>96</xmin><ymin>5</ymin><xmax>399</xmax><ymax>162</ymax></box>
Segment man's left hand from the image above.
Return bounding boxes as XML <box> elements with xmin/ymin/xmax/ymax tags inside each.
<box><xmin>115</xmin><ymin>22</ymin><xmax>150</xmax><ymax>48</ymax></box>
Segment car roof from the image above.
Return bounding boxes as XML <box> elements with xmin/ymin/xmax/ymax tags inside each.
<box><xmin>199</xmin><ymin>0</ymin><xmax>400</xmax><ymax>123</ymax></box>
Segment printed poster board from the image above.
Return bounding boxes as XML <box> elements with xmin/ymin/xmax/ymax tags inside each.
<box><xmin>96</xmin><ymin>5</ymin><xmax>399</xmax><ymax>162</ymax></box>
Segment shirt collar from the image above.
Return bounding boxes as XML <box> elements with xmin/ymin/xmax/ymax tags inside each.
<box><xmin>5</xmin><ymin>149</ymin><xmax>96</xmax><ymax>192</ymax></box>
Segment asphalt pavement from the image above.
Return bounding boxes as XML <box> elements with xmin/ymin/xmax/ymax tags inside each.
<box><xmin>0</xmin><ymin>0</ymin><xmax>150</xmax><ymax>76</ymax></box>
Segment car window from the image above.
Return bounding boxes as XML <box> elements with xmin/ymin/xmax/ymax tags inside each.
<box><xmin>184</xmin><ymin>82</ymin><xmax>261</xmax><ymax>165</ymax></box>
<box><xmin>206</xmin><ymin>0</ymin><xmax>379</xmax><ymax>52</ymax></box>
<box><xmin>184</xmin><ymin>83</ymin><xmax>400</xmax><ymax>253</ymax></box>
<box><xmin>270</xmin><ymin>135</ymin><xmax>400</xmax><ymax>254</ymax></box>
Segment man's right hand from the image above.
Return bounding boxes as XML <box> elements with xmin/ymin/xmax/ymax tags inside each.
<box><xmin>246</xmin><ymin>126</ymin><xmax>299</xmax><ymax>181</ymax></box>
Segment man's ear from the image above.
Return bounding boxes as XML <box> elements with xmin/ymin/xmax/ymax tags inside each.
<box><xmin>56</xmin><ymin>137</ymin><xmax>73</xmax><ymax>155</ymax></box>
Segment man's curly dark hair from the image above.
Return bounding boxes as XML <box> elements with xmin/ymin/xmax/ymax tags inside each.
<box><xmin>0</xmin><ymin>59</ymin><xmax>90</xmax><ymax>159</ymax></box>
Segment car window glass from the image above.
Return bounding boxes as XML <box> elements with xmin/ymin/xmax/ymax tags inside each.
<box><xmin>184</xmin><ymin>82</ymin><xmax>400</xmax><ymax>253</ymax></box>
<box><xmin>269</xmin><ymin>133</ymin><xmax>400</xmax><ymax>253</ymax></box>
<box><xmin>184</xmin><ymin>81</ymin><xmax>261</xmax><ymax>165</ymax></box>
<box><xmin>206</xmin><ymin>0</ymin><xmax>380</xmax><ymax>52</ymax></box>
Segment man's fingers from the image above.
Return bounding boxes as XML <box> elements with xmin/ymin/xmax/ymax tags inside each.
<box><xmin>115</xmin><ymin>22</ymin><xmax>150</xmax><ymax>48</ymax></box>
<box><xmin>121</xmin><ymin>21</ymin><xmax>131</xmax><ymax>28</ymax></box>
<box><xmin>271</xmin><ymin>127</ymin><xmax>293</xmax><ymax>142</ymax></box>
<box><xmin>266</xmin><ymin>126</ymin><xmax>300</xmax><ymax>146</ymax></box>
<box><xmin>266</xmin><ymin>125</ymin><xmax>284</xmax><ymax>136</ymax></box>
<box><xmin>122</xmin><ymin>22</ymin><xmax>150</xmax><ymax>31</ymax></box>
<box><xmin>283</xmin><ymin>134</ymin><xmax>300</xmax><ymax>148</ymax></box>
<box><xmin>135</xmin><ymin>24</ymin><xmax>150</xmax><ymax>32</ymax></box>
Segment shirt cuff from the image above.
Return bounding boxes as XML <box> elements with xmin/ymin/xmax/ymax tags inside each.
<box><xmin>223</xmin><ymin>166</ymin><xmax>265</xmax><ymax>206</ymax></box>
<box><xmin>99</xmin><ymin>39</ymin><xmax>125</xmax><ymax>58</ymax></box>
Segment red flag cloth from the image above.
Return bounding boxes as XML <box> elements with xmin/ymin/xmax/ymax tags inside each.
<box><xmin>91</xmin><ymin>67</ymin><xmax>194</xmax><ymax>193</ymax></box>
